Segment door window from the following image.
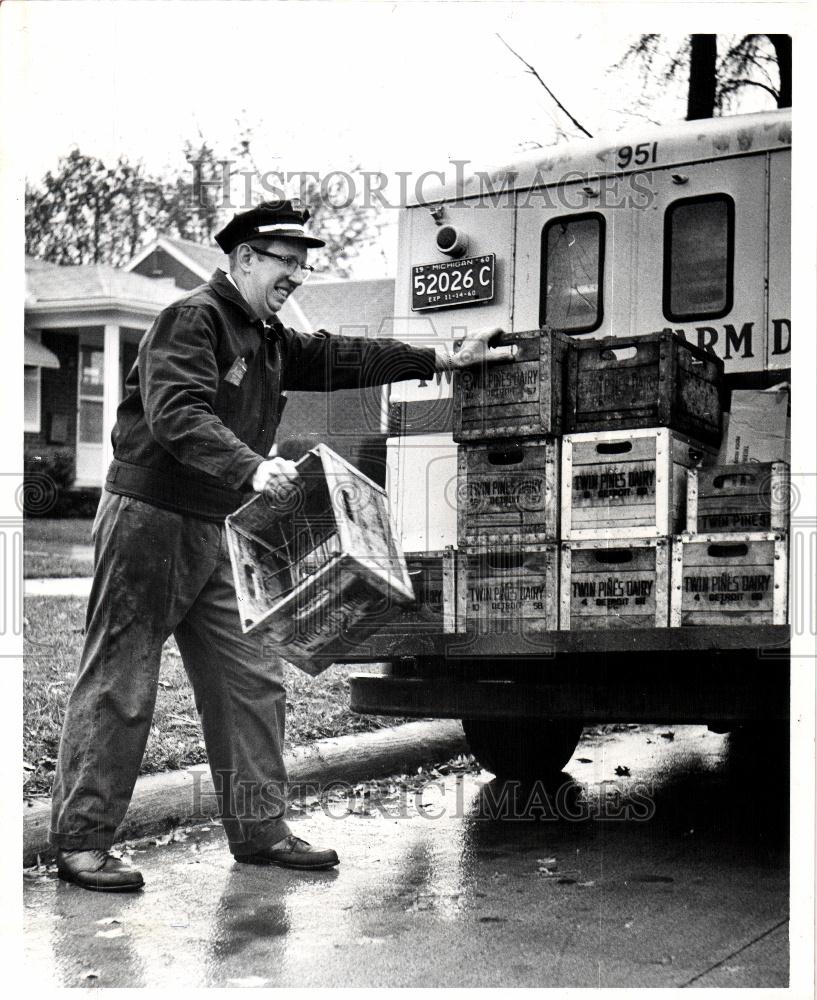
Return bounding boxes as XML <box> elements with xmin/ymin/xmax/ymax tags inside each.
<box><xmin>539</xmin><ymin>213</ymin><xmax>605</xmax><ymax>333</ymax></box>
<box><xmin>664</xmin><ymin>194</ymin><xmax>734</xmax><ymax>320</ymax></box>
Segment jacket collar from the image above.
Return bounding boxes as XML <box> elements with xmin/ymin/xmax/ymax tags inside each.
<box><xmin>208</xmin><ymin>269</ymin><xmax>284</xmax><ymax>332</ymax></box>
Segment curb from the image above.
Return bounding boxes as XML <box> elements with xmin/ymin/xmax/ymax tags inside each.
<box><xmin>23</xmin><ymin>719</ymin><xmax>468</xmax><ymax>866</ymax></box>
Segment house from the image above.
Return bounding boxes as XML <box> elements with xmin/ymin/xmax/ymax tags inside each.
<box><xmin>24</xmin><ymin>237</ymin><xmax>397</xmax><ymax>492</ymax></box>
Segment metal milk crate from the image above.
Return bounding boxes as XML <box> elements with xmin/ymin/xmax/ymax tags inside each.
<box><xmin>687</xmin><ymin>462</ymin><xmax>790</xmax><ymax>534</ymax></box>
<box><xmin>453</xmin><ymin>327</ymin><xmax>573</xmax><ymax>441</ymax></box>
<box><xmin>458</xmin><ymin>437</ymin><xmax>559</xmax><ymax>546</ymax></box>
<box><xmin>561</xmin><ymin>428</ymin><xmax>716</xmax><ymax>540</ymax></box>
<box><xmin>670</xmin><ymin>531</ymin><xmax>788</xmax><ymax>626</ymax></box>
<box><xmin>565</xmin><ymin>331</ymin><xmax>724</xmax><ymax>446</ymax></box>
<box><xmin>457</xmin><ymin>544</ymin><xmax>560</xmax><ymax>636</ymax></box>
<box><xmin>226</xmin><ymin>444</ymin><xmax>415</xmax><ymax>673</ymax></box>
<box><xmin>560</xmin><ymin>538</ymin><xmax>670</xmax><ymax>630</ymax></box>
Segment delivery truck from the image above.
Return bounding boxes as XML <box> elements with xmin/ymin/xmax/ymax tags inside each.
<box><xmin>231</xmin><ymin>109</ymin><xmax>795</xmax><ymax>781</ymax></box>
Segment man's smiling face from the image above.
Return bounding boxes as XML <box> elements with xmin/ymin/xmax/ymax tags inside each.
<box><xmin>236</xmin><ymin>238</ymin><xmax>309</xmax><ymax>320</ymax></box>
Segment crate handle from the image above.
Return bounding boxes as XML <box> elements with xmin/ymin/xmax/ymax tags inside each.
<box><xmin>712</xmin><ymin>473</ymin><xmax>756</xmax><ymax>489</ymax></box>
<box><xmin>598</xmin><ymin>345</ymin><xmax>638</xmax><ymax>362</ymax></box>
<box><xmin>487</xmin><ymin>447</ymin><xmax>524</xmax><ymax>465</ymax></box>
<box><xmin>596</xmin><ymin>441</ymin><xmax>632</xmax><ymax>455</ymax></box>
<box><xmin>340</xmin><ymin>489</ymin><xmax>356</xmax><ymax>522</ymax></box>
<box><xmin>707</xmin><ymin>543</ymin><xmax>748</xmax><ymax>558</ymax></box>
<box><xmin>593</xmin><ymin>550</ymin><xmax>633</xmax><ymax>564</ymax></box>
<box><xmin>485</xmin><ymin>553</ymin><xmax>524</xmax><ymax>571</ymax></box>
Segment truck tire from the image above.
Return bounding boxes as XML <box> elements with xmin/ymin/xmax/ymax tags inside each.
<box><xmin>462</xmin><ymin>718</ymin><xmax>584</xmax><ymax>782</ymax></box>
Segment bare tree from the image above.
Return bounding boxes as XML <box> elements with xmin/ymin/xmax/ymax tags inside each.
<box><xmin>618</xmin><ymin>33</ymin><xmax>791</xmax><ymax>121</ymax></box>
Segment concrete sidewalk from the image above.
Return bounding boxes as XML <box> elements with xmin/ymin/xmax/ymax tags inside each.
<box><xmin>25</xmin><ymin>577</ymin><xmax>92</xmax><ymax>596</ymax></box>
<box><xmin>23</xmin><ymin>719</ymin><xmax>468</xmax><ymax>866</ymax></box>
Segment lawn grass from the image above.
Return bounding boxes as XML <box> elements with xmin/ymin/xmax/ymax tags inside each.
<box><xmin>24</xmin><ymin>518</ymin><xmax>94</xmax><ymax>578</ymax></box>
<box><xmin>25</xmin><ymin>519</ymin><xmax>94</xmax><ymax>546</ymax></box>
<box><xmin>23</xmin><ymin>595</ymin><xmax>407</xmax><ymax>799</ymax></box>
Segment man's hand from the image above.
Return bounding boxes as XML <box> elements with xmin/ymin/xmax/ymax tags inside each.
<box><xmin>433</xmin><ymin>327</ymin><xmax>516</xmax><ymax>380</ymax></box>
<box><xmin>251</xmin><ymin>457</ymin><xmax>299</xmax><ymax>499</ymax></box>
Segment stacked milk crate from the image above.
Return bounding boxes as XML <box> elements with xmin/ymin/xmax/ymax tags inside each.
<box><xmin>452</xmin><ymin>328</ymin><xmax>573</xmax><ymax>639</ymax></box>
<box><xmin>559</xmin><ymin>333</ymin><xmax>724</xmax><ymax>630</ymax></box>
<box><xmin>670</xmin><ymin>461</ymin><xmax>790</xmax><ymax>626</ymax></box>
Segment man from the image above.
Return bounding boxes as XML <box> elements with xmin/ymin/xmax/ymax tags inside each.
<box><xmin>50</xmin><ymin>199</ymin><xmax>509</xmax><ymax>891</ymax></box>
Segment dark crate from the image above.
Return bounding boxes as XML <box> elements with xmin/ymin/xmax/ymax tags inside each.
<box><xmin>687</xmin><ymin>462</ymin><xmax>789</xmax><ymax>534</ymax></box>
<box><xmin>565</xmin><ymin>331</ymin><xmax>723</xmax><ymax>445</ymax></box>
<box><xmin>457</xmin><ymin>437</ymin><xmax>559</xmax><ymax>546</ymax></box>
<box><xmin>453</xmin><ymin>327</ymin><xmax>573</xmax><ymax>441</ymax></box>
<box><xmin>362</xmin><ymin>549</ymin><xmax>459</xmax><ymax>634</ymax></box>
<box><xmin>457</xmin><ymin>544</ymin><xmax>559</xmax><ymax>636</ymax></box>
<box><xmin>225</xmin><ymin>445</ymin><xmax>414</xmax><ymax>673</ymax></box>
<box><xmin>560</xmin><ymin>538</ymin><xmax>670</xmax><ymax>630</ymax></box>
<box><xmin>670</xmin><ymin>532</ymin><xmax>788</xmax><ymax>625</ymax></box>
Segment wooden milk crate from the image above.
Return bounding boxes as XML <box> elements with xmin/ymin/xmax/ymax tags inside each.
<box><xmin>458</xmin><ymin>437</ymin><xmax>559</xmax><ymax>546</ymax></box>
<box><xmin>670</xmin><ymin>532</ymin><xmax>788</xmax><ymax>626</ymax></box>
<box><xmin>457</xmin><ymin>544</ymin><xmax>559</xmax><ymax>635</ymax></box>
<box><xmin>225</xmin><ymin>444</ymin><xmax>414</xmax><ymax>672</ymax></box>
<box><xmin>562</xmin><ymin>428</ymin><xmax>715</xmax><ymax>540</ymax></box>
<box><xmin>565</xmin><ymin>331</ymin><xmax>723</xmax><ymax>446</ymax></box>
<box><xmin>453</xmin><ymin>327</ymin><xmax>573</xmax><ymax>441</ymax></box>
<box><xmin>367</xmin><ymin>549</ymin><xmax>459</xmax><ymax>633</ymax></box>
<box><xmin>687</xmin><ymin>462</ymin><xmax>790</xmax><ymax>534</ymax></box>
<box><xmin>560</xmin><ymin>538</ymin><xmax>670</xmax><ymax>630</ymax></box>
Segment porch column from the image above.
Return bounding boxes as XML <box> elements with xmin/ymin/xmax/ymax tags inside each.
<box><xmin>101</xmin><ymin>323</ymin><xmax>121</xmax><ymax>481</ymax></box>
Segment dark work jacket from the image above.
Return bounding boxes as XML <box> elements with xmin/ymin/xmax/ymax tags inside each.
<box><xmin>107</xmin><ymin>270</ymin><xmax>437</xmax><ymax>521</ymax></box>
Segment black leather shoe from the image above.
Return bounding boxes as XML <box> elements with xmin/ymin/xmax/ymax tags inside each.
<box><xmin>234</xmin><ymin>835</ymin><xmax>339</xmax><ymax>871</ymax></box>
<box><xmin>56</xmin><ymin>849</ymin><xmax>145</xmax><ymax>892</ymax></box>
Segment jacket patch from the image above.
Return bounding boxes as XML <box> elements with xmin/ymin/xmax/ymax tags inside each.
<box><xmin>224</xmin><ymin>356</ymin><xmax>248</xmax><ymax>387</ymax></box>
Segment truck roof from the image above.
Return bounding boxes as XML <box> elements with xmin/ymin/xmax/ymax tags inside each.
<box><xmin>410</xmin><ymin>108</ymin><xmax>792</xmax><ymax>206</ymax></box>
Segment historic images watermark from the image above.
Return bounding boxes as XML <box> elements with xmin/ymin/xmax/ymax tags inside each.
<box><xmin>188</xmin><ymin>157</ymin><xmax>657</xmax><ymax>213</ymax></box>
<box><xmin>189</xmin><ymin>771</ymin><xmax>657</xmax><ymax>824</ymax></box>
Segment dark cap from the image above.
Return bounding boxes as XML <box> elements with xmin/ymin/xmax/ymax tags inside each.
<box><xmin>214</xmin><ymin>199</ymin><xmax>326</xmax><ymax>252</ymax></box>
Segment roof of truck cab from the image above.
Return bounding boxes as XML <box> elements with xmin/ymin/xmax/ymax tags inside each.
<box><xmin>409</xmin><ymin>108</ymin><xmax>792</xmax><ymax>206</ymax></box>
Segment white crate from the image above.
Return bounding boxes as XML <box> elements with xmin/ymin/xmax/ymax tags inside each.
<box><xmin>670</xmin><ymin>531</ymin><xmax>788</xmax><ymax>626</ymax></box>
<box><xmin>561</xmin><ymin>427</ymin><xmax>716</xmax><ymax>540</ymax></box>
<box><xmin>560</xmin><ymin>537</ymin><xmax>670</xmax><ymax>630</ymax></box>
<box><xmin>687</xmin><ymin>462</ymin><xmax>790</xmax><ymax>534</ymax></box>
<box><xmin>226</xmin><ymin>444</ymin><xmax>415</xmax><ymax>671</ymax></box>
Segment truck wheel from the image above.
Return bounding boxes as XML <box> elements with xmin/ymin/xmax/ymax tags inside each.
<box><xmin>462</xmin><ymin>718</ymin><xmax>584</xmax><ymax>782</ymax></box>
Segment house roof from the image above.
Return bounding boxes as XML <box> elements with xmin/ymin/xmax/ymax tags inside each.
<box><xmin>126</xmin><ymin>235</ymin><xmax>225</xmax><ymax>280</ymax></box>
<box><xmin>292</xmin><ymin>278</ymin><xmax>395</xmax><ymax>339</ymax></box>
<box><xmin>25</xmin><ymin>255</ymin><xmax>179</xmax><ymax>313</ymax></box>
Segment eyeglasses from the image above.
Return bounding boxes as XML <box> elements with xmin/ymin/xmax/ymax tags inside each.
<box><xmin>249</xmin><ymin>246</ymin><xmax>316</xmax><ymax>281</ymax></box>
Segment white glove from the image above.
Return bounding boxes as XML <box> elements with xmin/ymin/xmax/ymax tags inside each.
<box><xmin>251</xmin><ymin>457</ymin><xmax>299</xmax><ymax>495</ymax></box>
<box><xmin>433</xmin><ymin>327</ymin><xmax>517</xmax><ymax>382</ymax></box>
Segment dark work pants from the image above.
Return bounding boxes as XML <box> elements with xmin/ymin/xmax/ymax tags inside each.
<box><xmin>50</xmin><ymin>490</ymin><xmax>291</xmax><ymax>854</ymax></box>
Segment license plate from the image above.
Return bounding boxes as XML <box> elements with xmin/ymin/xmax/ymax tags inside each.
<box><xmin>411</xmin><ymin>254</ymin><xmax>495</xmax><ymax>311</ymax></box>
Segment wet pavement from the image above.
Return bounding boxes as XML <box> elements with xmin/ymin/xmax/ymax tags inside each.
<box><xmin>23</xmin><ymin>725</ymin><xmax>789</xmax><ymax>988</ymax></box>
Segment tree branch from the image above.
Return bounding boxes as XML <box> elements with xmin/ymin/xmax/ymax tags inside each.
<box><xmin>720</xmin><ymin>77</ymin><xmax>780</xmax><ymax>101</ymax></box>
<box><xmin>497</xmin><ymin>34</ymin><xmax>593</xmax><ymax>138</ymax></box>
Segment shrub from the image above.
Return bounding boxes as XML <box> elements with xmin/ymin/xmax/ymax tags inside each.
<box><xmin>23</xmin><ymin>448</ymin><xmax>76</xmax><ymax>517</ymax></box>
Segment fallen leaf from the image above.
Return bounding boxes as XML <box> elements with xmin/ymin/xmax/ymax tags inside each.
<box><xmin>577</xmin><ymin>757</ymin><xmax>593</xmax><ymax>763</ymax></box>
<box><xmin>614</xmin><ymin>765</ymin><xmax>631</xmax><ymax>776</ymax></box>
<box><xmin>659</xmin><ymin>731</ymin><xmax>675</xmax><ymax>741</ymax></box>
<box><xmin>83</xmin><ymin>970</ymin><xmax>100</xmax><ymax>981</ymax></box>
<box><xmin>95</xmin><ymin>928</ymin><xmax>123</xmax><ymax>939</ymax></box>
